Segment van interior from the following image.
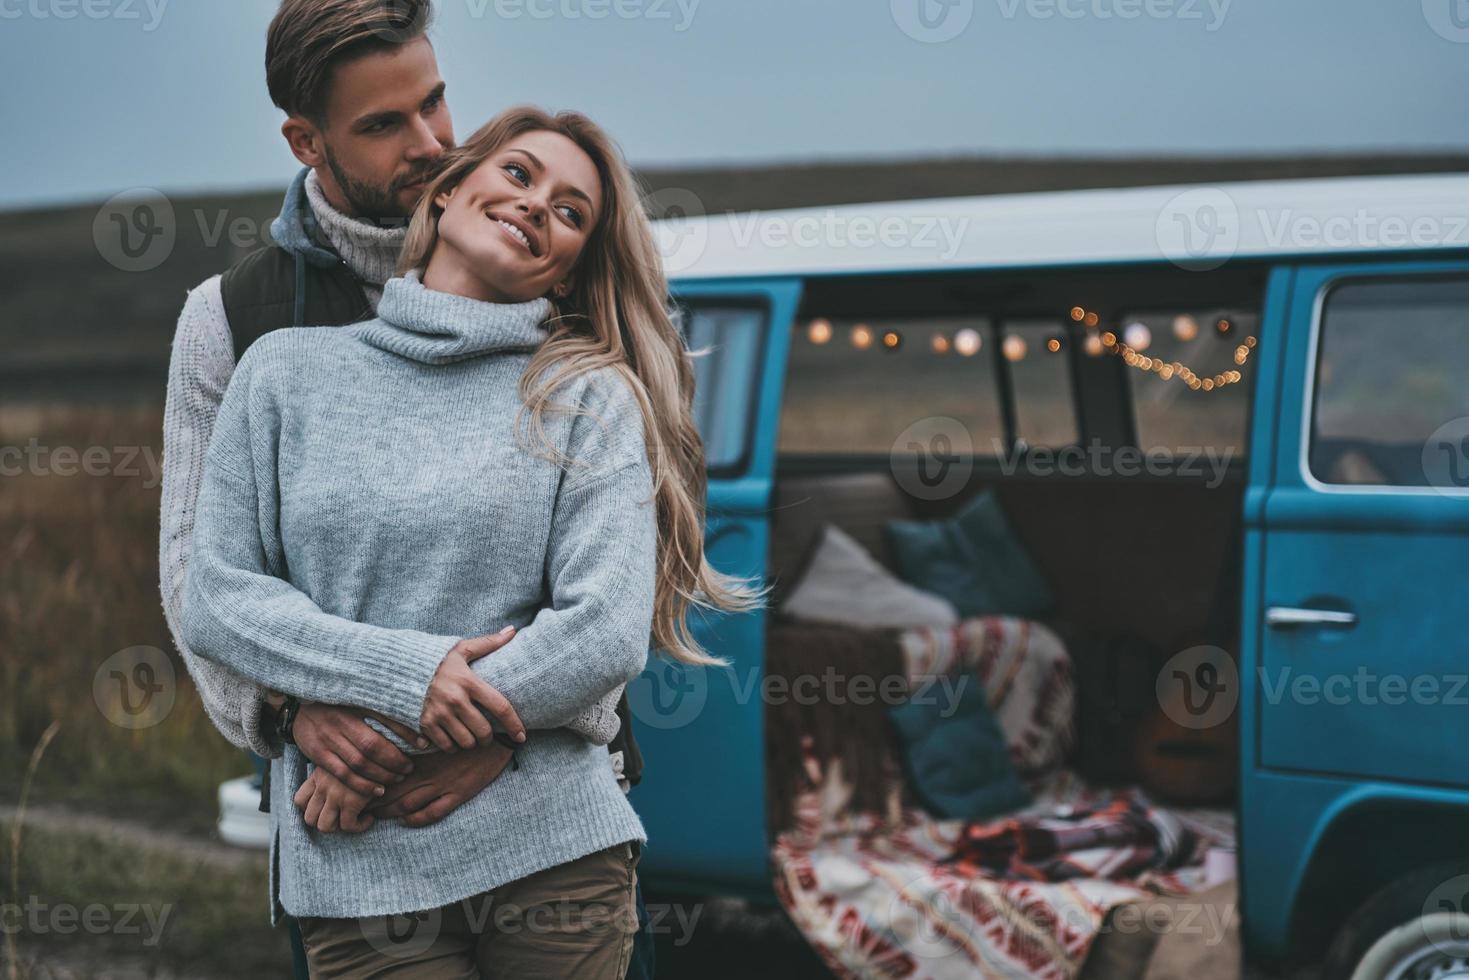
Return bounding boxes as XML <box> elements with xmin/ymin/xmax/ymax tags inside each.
<box><xmin>761</xmin><ymin>261</ymin><xmax>1270</xmax><ymax>823</ymax></box>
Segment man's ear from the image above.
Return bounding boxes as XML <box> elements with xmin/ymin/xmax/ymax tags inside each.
<box><xmin>281</xmin><ymin>116</ymin><xmax>326</xmax><ymax>168</ymax></box>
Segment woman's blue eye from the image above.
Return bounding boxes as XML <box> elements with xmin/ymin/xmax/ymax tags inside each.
<box><xmin>505</xmin><ymin>163</ymin><xmax>529</xmax><ymax>183</ymax></box>
<box><xmin>559</xmin><ymin>205</ymin><xmax>584</xmax><ymax>227</ymax></box>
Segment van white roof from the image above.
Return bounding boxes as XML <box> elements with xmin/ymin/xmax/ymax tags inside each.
<box><xmin>653</xmin><ymin>173</ymin><xmax>1469</xmax><ymax>281</ymax></box>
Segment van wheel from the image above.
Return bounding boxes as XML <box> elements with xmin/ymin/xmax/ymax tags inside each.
<box><xmin>1324</xmin><ymin>862</ymin><xmax>1469</xmax><ymax>980</ymax></box>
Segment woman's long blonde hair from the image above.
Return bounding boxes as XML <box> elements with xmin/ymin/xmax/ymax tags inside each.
<box><xmin>398</xmin><ymin>106</ymin><xmax>767</xmax><ymax>667</ymax></box>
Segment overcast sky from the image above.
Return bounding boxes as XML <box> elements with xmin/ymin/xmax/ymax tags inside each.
<box><xmin>3</xmin><ymin>0</ymin><xmax>1467</xmax><ymax>209</ymax></box>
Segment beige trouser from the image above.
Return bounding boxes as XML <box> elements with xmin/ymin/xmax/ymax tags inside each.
<box><xmin>297</xmin><ymin>842</ymin><xmax>641</xmax><ymax>979</ymax></box>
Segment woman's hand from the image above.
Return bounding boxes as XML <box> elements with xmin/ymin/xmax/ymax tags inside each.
<box><xmin>369</xmin><ymin>739</ymin><xmax>517</xmax><ymax>827</ymax></box>
<box><xmin>294</xmin><ymin>768</ymin><xmax>375</xmax><ymax>833</ymax></box>
<box><xmin>420</xmin><ymin>627</ymin><xmax>528</xmax><ymax>753</ymax></box>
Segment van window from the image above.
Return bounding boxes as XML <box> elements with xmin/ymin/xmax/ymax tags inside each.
<box><xmin>1122</xmin><ymin>309</ymin><xmax>1258</xmax><ymax>457</ymax></box>
<box><xmin>683</xmin><ymin>303</ymin><xmax>766</xmax><ymax>474</ymax></box>
<box><xmin>1309</xmin><ymin>276</ymin><xmax>1469</xmax><ymax>488</ymax></box>
<box><xmin>1003</xmin><ymin>320</ymin><xmax>1078</xmax><ymax>450</ymax></box>
<box><xmin>778</xmin><ymin>316</ymin><xmax>1004</xmax><ymax>455</ymax></box>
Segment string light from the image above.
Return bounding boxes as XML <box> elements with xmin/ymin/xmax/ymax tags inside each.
<box><xmin>851</xmin><ymin>324</ymin><xmax>873</xmax><ymax>350</ymax></box>
<box><xmin>1002</xmin><ymin>335</ymin><xmax>1028</xmax><ymax>362</ymax></box>
<box><xmin>1072</xmin><ymin>307</ymin><xmax>1254</xmax><ymax>393</ymax></box>
<box><xmin>954</xmin><ymin>328</ymin><xmax>983</xmax><ymax>357</ymax></box>
<box><xmin>1046</xmin><ymin>337</ymin><xmax>1063</xmax><ymax>354</ymax></box>
<box><xmin>931</xmin><ymin>333</ymin><xmax>951</xmax><ymax>354</ymax></box>
<box><xmin>882</xmin><ymin>330</ymin><xmax>902</xmax><ymax>351</ymax></box>
<box><xmin>807</xmin><ymin>318</ymin><xmax>832</xmax><ymax>345</ymax></box>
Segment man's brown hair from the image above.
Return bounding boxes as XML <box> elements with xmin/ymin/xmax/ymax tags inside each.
<box><xmin>266</xmin><ymin>0</ymin><xmax>434</xmax><ymax>123</ymax></box>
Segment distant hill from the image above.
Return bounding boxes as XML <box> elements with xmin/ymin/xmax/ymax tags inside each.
<box><xmin>6</xmin><ymin>152</ymin><xmax>1466</xmax><ymax>403</ymax></box>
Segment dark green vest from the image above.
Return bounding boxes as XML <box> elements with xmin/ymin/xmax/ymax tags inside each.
<box><xmin>220</xmin><ymin>244</ymin><xmax>645</xmax><ymax>788</ymax></box>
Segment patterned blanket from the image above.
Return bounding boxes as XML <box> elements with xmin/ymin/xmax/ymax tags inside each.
<box><xmin>769</xmin><ymin>618</ymin><xmax>1235</xmax><ymax>980</ymax></box>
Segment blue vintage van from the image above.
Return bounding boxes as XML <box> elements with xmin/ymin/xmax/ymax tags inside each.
<box><xmin>628</xmin><ymin>173</ymin><xmax>1469</xmax><ymax>978</ymax></box>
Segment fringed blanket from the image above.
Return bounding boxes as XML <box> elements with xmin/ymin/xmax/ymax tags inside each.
<box><xmin>767</xmin><ymin>617</ymin><xmax>1236</xmax><ymax>980</ymax></box>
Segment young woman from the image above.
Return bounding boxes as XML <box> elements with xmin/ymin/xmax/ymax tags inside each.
<box><xmin>181</xmin><ymin>106</ymin><xmax>763</xmax><ymax>977</ymax></box>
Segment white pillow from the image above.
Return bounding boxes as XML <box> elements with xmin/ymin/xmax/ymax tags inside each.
<box><xmin>780</xmin><ymin>524</ymin><xmax>959</xmax><ymax>630</ymax></box>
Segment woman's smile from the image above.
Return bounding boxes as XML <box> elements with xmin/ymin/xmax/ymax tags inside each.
<box><xmin>487</xmin><ymin>209</ymin><xmax>540</xmax><ymax>256</ymax></box>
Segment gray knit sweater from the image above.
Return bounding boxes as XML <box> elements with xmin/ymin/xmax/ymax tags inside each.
<box><xmin>180</xmin><ymin>270</ymin><xmax>653</xmax><ymax>920</ymax></box>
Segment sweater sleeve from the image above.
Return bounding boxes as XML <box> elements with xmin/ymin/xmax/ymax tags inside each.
<box><xmin>158</xmin><ymin>276</ymin><xmax>281</xmax><ymax>758</ymax></box>
<box><xmin>178</xmin><ymin>347</ymin><xmax>459</xmax><ymax>730</ymax></box>
<box><xmin>467</xmin><ymin>372</ymin><xmax>658</xmax><ymax>733</ymax></box>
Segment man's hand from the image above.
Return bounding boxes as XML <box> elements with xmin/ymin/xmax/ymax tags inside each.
<box><xmin>294</xmin><ymin>768</ymin><xmax>375</xmax><ymax>833</ymax></box>
<box><xmin>369</xmin><ymin>740</ymin><xmax>517</xmax><ymax>828</ymax></box>
<box><xmin>292</xmin><ymin>703</ymin><xmax>427</xmax><ymax>798</ymax></box>
<box><xmin>421</xmin><ymin>627</ymin><xmax>527</xmax><ymax>753</ymax></box>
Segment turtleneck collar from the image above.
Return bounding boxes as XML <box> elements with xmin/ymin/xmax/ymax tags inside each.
<box><xmin>354</xmin><ymin>269</ymin><xmax>554</xmax><ymax>364</ymax></box>
<box><xmin>302</xmin><ymin>170</ymin><xmax>404</xmax><ymax>292</ymax></box>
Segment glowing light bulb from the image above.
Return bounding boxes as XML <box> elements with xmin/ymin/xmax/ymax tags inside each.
<box><xmin>1002</xmin><ymin>334</ymin><xmax>1027</xmax><ymax>362</ymax></box>
<box><xmin>807</xmin><ymin>318</ymin><xmax>832</xmax><ymax>345</ymax></box>
<box><xmin>1172</xmin><ymin>315</ymin><xmax>1199</xmax><ymax>342</ymax></box>
<box><xmin>851</xmin><ymin>325</ymin><xmax>873</xmax><ymax>350</ymax></box>
<box><xmin>954</xmin><ymin>328</ymin><xmax>982</xmax><ymax>357</ymax></box>
<box><xmin>1084</xmin><ymin>334</ymin><xmax>1104</xmax><ymax>357</ymax></box>
<box><xmin>1123</xmin><ymin>322</ymin><xmax>1152</xmax><ymax>352</ymax></box>
<box><xmin>931</xmin><ymin>333</ymin><xmax>951</xmax><ymax>354</ymax></box>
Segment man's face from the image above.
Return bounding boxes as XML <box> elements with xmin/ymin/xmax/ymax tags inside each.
<box><xmin>296</xmin><ymin>37</ymin><xmax>455</xmax><ymax>220</ymax></box>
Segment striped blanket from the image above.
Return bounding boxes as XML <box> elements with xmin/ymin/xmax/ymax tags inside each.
<box><xmin>769</xmin><ymin>618</ymin><xmax>1235</xmax><ymax>980</ymax></box>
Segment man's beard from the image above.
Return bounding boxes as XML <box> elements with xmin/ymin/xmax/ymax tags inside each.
<box><xmin>323</xmin><ymin>145</ymin><xmax>434</xmax><ymax>224</ymax></box>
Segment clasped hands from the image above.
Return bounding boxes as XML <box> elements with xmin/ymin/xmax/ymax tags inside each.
<box><xmin>292</xmin><ymin>626</ymin><xmax>527</xmax><ymax>833</ymax></box>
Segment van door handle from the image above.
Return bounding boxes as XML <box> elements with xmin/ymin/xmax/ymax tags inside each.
<box><xmin>1265</xmin><ymin>607</ymin><xmax>1358</xmax><ymax>630</ymax></box>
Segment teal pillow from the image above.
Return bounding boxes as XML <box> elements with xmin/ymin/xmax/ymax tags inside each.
<box><xmin>885</xmin><ymin>491</ymin><xmax>1055</xmax><ymax>619</ymax></box>
<box><xmin>886</xmin><ymin>672</ymin><xmax>1029</xmax><ymax>821</ymax></box>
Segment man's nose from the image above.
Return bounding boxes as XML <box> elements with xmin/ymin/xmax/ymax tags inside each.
<box><xmin>404</xmin><ymin>116</ymin><xmax>445</xmax><ymax>161</ymax></box>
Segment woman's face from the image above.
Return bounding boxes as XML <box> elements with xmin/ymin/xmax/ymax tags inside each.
<box><xmin>431</xmin><ymin>129</ymin><xmax>603</xmax><ymax>303</ymax></box>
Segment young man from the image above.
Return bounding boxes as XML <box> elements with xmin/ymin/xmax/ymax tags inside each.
<box><xmin>158</xmin><ymin>2</ymin><xmax>653</xmax><ymax>975</ymax></box>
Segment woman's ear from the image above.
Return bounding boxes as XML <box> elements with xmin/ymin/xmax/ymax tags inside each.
<box><xmin>553</xmin><ymin>280</ymin><xmax>572</xmax><ymax>298</ymax></box>
<box><xmin>434</xmin><ymin>187</ymin><xmax>454</xmax><ymax>210</ymax></box>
